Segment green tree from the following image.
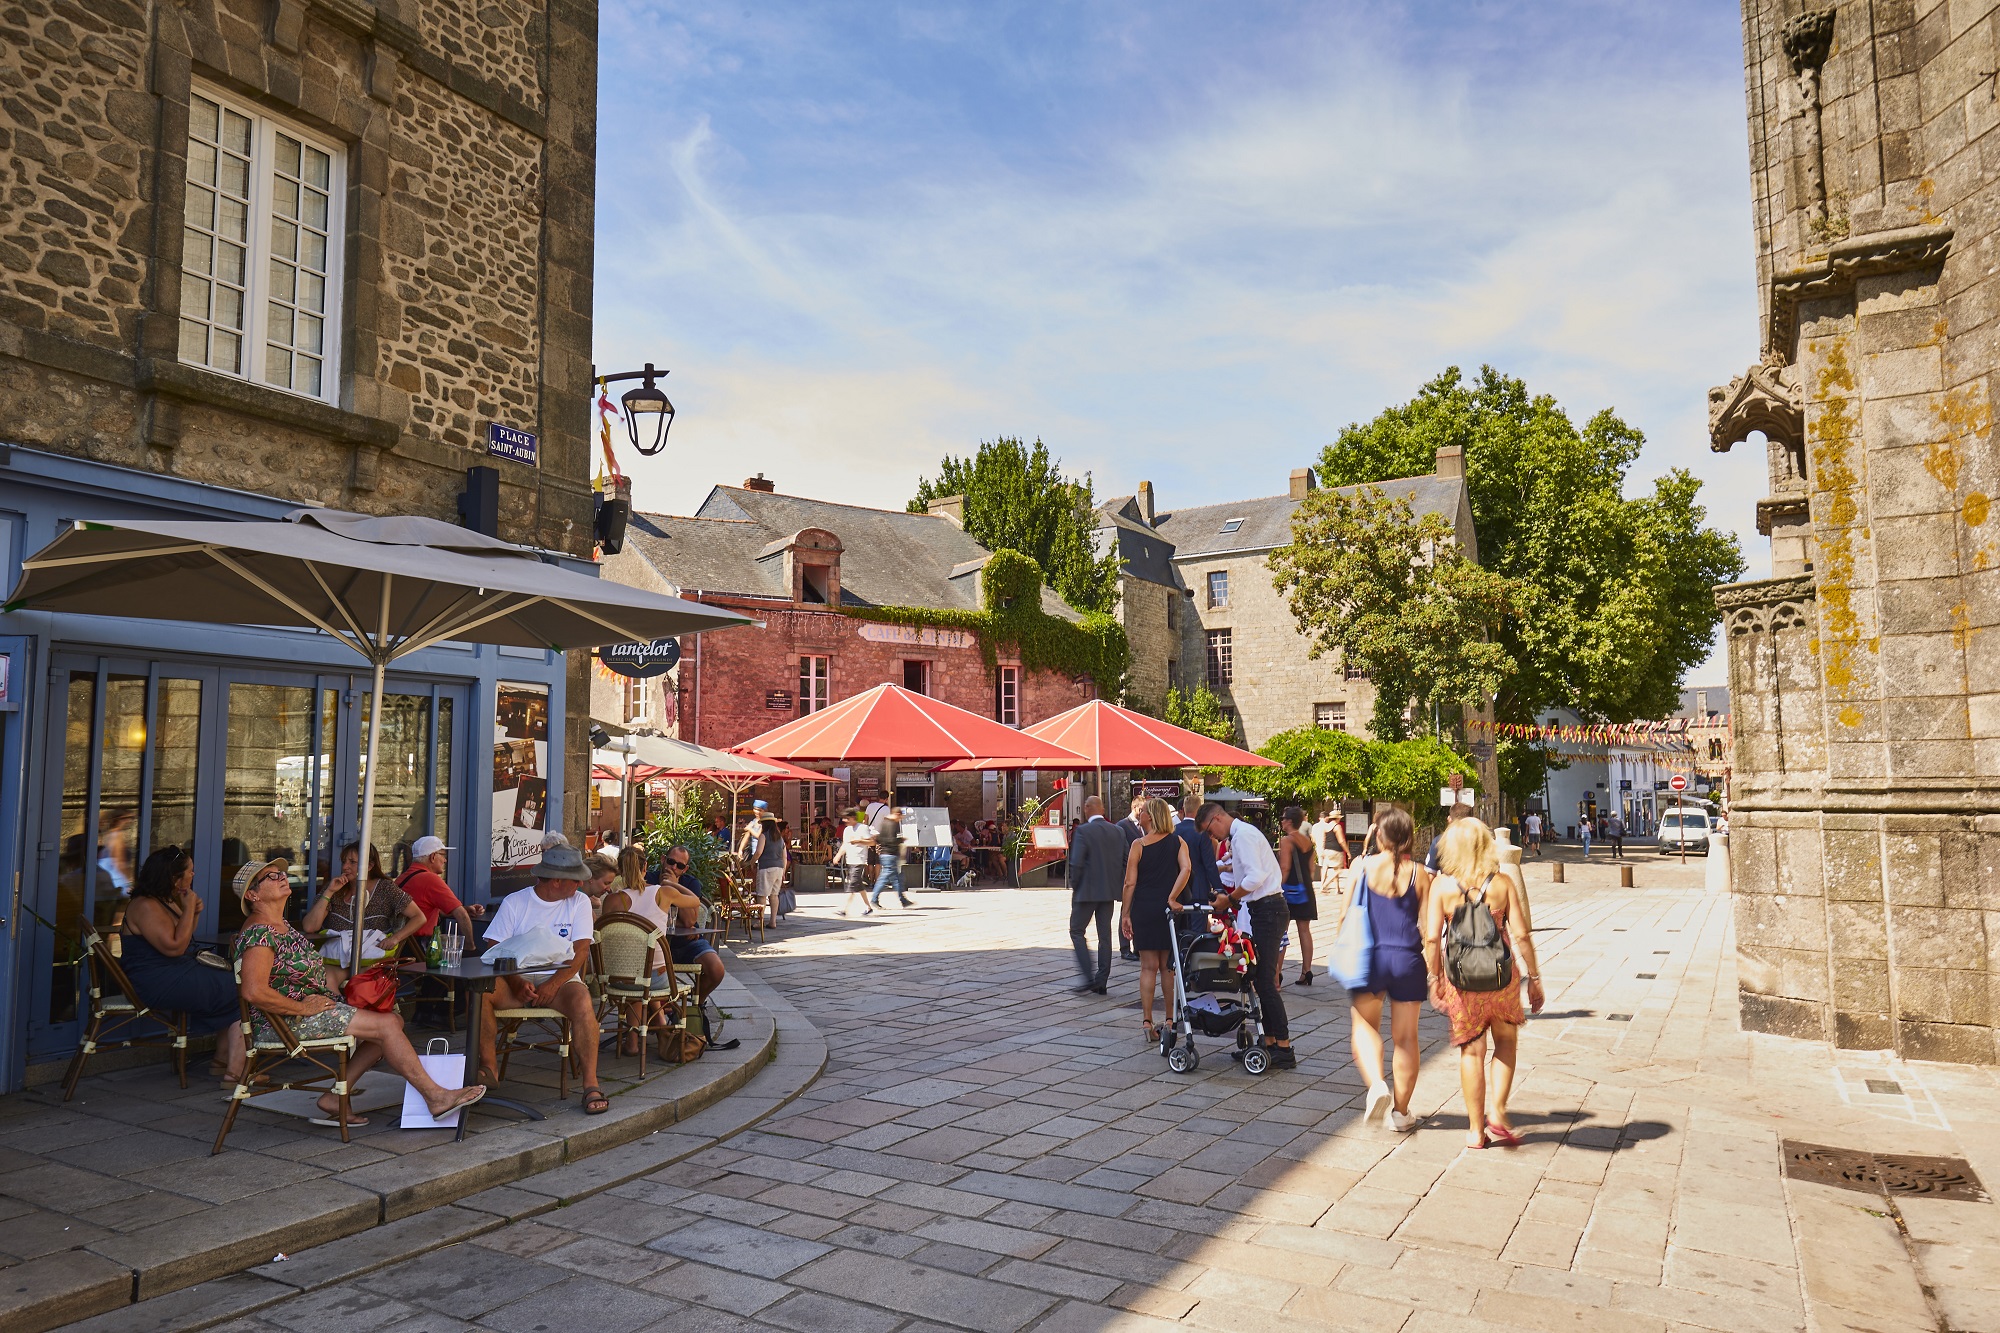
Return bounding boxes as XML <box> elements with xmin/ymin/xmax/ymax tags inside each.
<box><xmin>1269</xmin><ymin>484</ymin><xmax>1519</xmax><ymax>740</ymax></box>
<box><xmin>1366</xmin><ymin>737</ymin><xmax>1479</xmax><ymax>809</ymax></box>
<box><xmin>1227</xmin><ymin>727</ymin><xmax>1371</xmax><ymax>808</ymax></box>
<box><xmin>911</xmin><ymin>437</ymin><xmax>1120</xmax><ymax>614</ymax></box>
<box><xmin>1495</xmin><ymin>736</ymin><xmax>1569</xmax><ymax>808</ymax></box>
<box><xmin>1316</xmin><ymin>367</ymin><xmax>1745</xmax><ymax>725</ymax></box>
<box><xmin>1165</xmin><ymin>685</ymin><xmax>1237</xmax><ymax>743</ymax></box>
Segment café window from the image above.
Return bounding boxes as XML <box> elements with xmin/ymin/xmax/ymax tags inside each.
<box><xmin>903</xmin><ymin>660</ymin><xmax>931</xmax><ymax>695</ymax></box>
<box><xmin>1206</xmin><ymin>570</ymin><xmax>1229</xmax><ymax>608</ymax></box>
<box><xmin>1205</xmin><ymin>629</ymin><xmax>1232</xmax><ymax>687</ymax></box>
<box><xmin>622</xmin><ymin>676</ymin><xmax>650</xmax><ymax>724</ymax></box>
<box><xmin>996</xmin><ymin>664</ymin><xmax>1020</xmax><ymax>726</ymax></box>
<box><xmin>1314</xmin><ymin>701</ymin><xmax>1346</xmax><ymax>731</ymax></box>
<box><xmin>799</xmin><ymin>655</ymin><xmax>831</xmax><ymax>713</ymax></box>
<box><xmin>180</xmin><ymin>86</ymin><xmax>345</xmax><ymax>402</ymax></box>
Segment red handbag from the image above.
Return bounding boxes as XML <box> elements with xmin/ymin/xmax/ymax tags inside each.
<box><xmin>342</xmin><ymin>960</ymin><xmax>402</xmax><ymax>1013</ymax></box>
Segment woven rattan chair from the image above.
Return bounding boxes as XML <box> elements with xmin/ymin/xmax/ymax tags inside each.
<box><xmin>594</xmin><ymin>912</ymin><xmax>685</xmax><ymax>1076</ymax></box>
<box><xmin>61</xmin><ymin>925</ymin><xmax>190</xmax><ymax>1101</ymax></box>
<box><xmin>213</xmin><ymin>960</ymin><xmax>358</xmax><ymax>1153</ymax></box>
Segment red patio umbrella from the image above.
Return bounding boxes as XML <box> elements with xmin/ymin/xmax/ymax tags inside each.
<box><xmin>736</xmin><ymin>683</ymin><xmax>1087</xmax><ymax>793</ymax></box>
<box><xmin>935</xmin><ymin>698</ymin><xmax>1278</xmax><ymax>790</ymax></box>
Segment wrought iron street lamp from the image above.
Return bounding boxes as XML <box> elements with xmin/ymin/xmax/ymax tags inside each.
<box><xmin>596</xmin><ymin>362</ymin><xmax>676</xmax><ymax>456</ymax></box>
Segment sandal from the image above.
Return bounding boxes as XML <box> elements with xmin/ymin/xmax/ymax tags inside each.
<box><xmin>1143</xmin><ymin>1021</ymin><xmax>1160</xmax><ymax>1045</ymax></box>
<box><xmin>311</xmin><ymin>1097</ymin><xmax>368</xmax><ymax>1128</ymax></box>
<box><xmin>582</xmin><ymin>1086</ymin><xmax>610</xmax><ymax>1115</ymax></box>
<box><xmin>1486</xmin><ymin>1121</ymin><xmax>1522</xmax><ymax>1148</ymax></box>
<box><xmin>431</xmin><ymin>1085</ymin><xmax>487</xmax><ymax>1118</ymax></box>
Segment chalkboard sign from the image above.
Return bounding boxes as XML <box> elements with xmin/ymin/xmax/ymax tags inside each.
<box><xmin>926</xmin><ymin>847</ymin><xmax>953</xmax><ymax>890</ymax></box>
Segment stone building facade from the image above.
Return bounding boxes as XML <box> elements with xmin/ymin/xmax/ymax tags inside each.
<box><xmin>1712</xmin><ymin>1</ymin><xmax>2000</xmax><ymax>1063</ymax></box>
<box><xmin>603</xmin><ymin>477</ymin><xmax>1097</xmax><ymax>829</ymax></box>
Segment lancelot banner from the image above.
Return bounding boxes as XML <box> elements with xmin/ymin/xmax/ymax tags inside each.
<box><xmin>598</xmin><ymin>637</ymin><xmax>681</xmax><ymax>679</ymax></box>
<box><xmin>492</xmin><ymin>681</ymin><xmax>549</xmax><ymax>893</ymax></box>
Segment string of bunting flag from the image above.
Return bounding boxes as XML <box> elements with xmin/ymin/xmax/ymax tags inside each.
<box><xmin>1467</xmin><ymin>717</ymin><xmax>1718</xmax><ymax>747</ymax></box>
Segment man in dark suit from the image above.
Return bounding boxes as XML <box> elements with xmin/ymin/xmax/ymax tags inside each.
<box><xmin>1174</xmin><ymin>793</ymin><xmax>1222</xmax><ymax>906</ymax></box>
<box><xmin>1067</xmin><ymin>795</ymin><xmax>1127</xmax><ymax>993</ymax></box>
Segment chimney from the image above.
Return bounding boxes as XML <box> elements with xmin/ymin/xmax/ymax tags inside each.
<box><xmin>1434</xmin><ymin>446</ymin><xmax>1464</xmax><ymax>479</ymax></box>
<box><xmin>927</xmin><ymin>495</ymin><xmax>965</xmax><ymax>528</ymax></box>
<box><xmin>1137</xmin><ymin>480</ymin><xmax>1155</xmax><ymax>526</ymax></box>
<box><xmin>743</xmin><ymin>473</ymin><xmax>776</xmax><ymax>493</ymax></box>
<box><xmin>1289</xmin><ymin>467</ymin><xmax>1315</xmax><ymax>501</ymax></box>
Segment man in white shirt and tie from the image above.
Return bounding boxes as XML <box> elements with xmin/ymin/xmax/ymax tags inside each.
<box><xmin>1197</xmin><ymin>802</ymin><xmax>1294</xmax><ymax>1068</ymax></box>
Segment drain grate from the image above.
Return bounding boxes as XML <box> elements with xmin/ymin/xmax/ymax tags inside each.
<box><xmin>1865</xmin><ymin>1079</ymin><xmax>1903</xmax><ymax>1096</ymax></box>
<box><xmin>1607</xmin><ymin>1013</ymin><xmax>1632</xmax><ymax>1021</ymax></box>
<box><xmin>1653</xmin><ymin>950</ymin><xmax>1670</xmax><ymax>955</ymax></box>
<box><xmin>1636</xmin><ymin>973</ymin><xmax>1656</xmax><ymax>979</ymax></box>
<box><xmin>1784</xmin><ymin>1141</ymin><xmax>1988</xmax><ymax>1203</ymax></box>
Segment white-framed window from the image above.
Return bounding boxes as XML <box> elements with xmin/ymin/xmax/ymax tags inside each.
<box><xmin>622</xmin><ymin>676</ymin><xmax>650</xmax><ymax>724</ymax></box>
<box><xmin>1314</xmin><ymin>701</ymin><xmax>1346</xmax><ymax>731</ymax></box>
<box><xmin>180</xmin><ymin>85</ymin><xmax>344</xmax><ymax>402</ymax></box>
<box><xmin>996</xmin><ymin>665</ymin><xmax>1020</xmax><ymax>726</ymax></box>
<box><xmin>799</xmin><ymin>655</ymin><xmax>830</xmax><ymax>713</ymax></box>
<box><xmin>1206</xmin><ymin>570</ymin><xmax>1229</xmax><ymax>608</ymax></box>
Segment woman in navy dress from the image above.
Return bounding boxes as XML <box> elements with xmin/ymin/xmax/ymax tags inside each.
<box><xmin>120</xmin><ymin>845</ymin><xmax>244</xmax><ymax>1082</ymax></box>
<box><xmin>1331</xmin><ymin>808</ymin><xmax>1430</xmax><ymax>1132</ymax></box>
<box><xmin>1121</xmin><ymin>798</ymin><xmax>1191</xmax><ymax>1046</ymax></box>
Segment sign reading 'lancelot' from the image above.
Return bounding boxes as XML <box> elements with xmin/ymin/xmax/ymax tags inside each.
<box><xmin>855</xmin><ymin>623</ymin><xmax>975</xmax><ymax>649</ymax></box>
<box><xmin>598</xmin><ymin>638</ymin><xmax>682</xmax><ymax>678</ymax></box>
<box><xmin>487</xmin><ymin>422</ymin><xmax>538</xmax><ymax>466</ymax></box>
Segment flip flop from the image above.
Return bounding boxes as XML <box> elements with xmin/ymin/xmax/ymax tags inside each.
<box><xmin>1486</xmin><ymin>1121</ymin><xmax>1523</xmax><ymax>1148</ymax></box>
<box><xmin>309</xmin><ymin>1110</ymin><xmax>369</xmax><ymax>1128</ymax></box>
<box><xmin>440</xmin><ymin>1085</ymin><xmax>487</xmax><ymax>1117</ymax></box>
<box><xmin>582</xmin><ymin>1086</ymin><xmax>610</xmax><ymax>1115</ymax></box>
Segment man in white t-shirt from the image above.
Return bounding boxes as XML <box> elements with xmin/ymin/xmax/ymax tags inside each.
<box><xmin>1524</xmin><ymin>811</ymin><xmax>1543</xmax><ymax>855</ymax></box>
<box><xmin>477</xmin><ymin>843</ymin><xmax>607</xmax><ymax>1114</ymax></box>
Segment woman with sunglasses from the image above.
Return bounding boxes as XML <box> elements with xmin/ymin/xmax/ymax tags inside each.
<box><xmin>232</xmin><ymin>856</ymin><xmax>486</xmax><ymax>1127</ymax></box>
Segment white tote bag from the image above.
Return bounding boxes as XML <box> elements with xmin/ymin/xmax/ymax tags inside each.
<box><xmin>400</xmin><ymin>1038</ymin><xmax>469</xmax><ymax>1129</ymax></box>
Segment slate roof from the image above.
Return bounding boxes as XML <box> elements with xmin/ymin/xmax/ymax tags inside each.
<box><xmin>1155</xmin><ymin>474</ymin><xmax>1465</xmax><ymax>560</ymax></box>
<box><xmin>625</xmin><ymin>486</ymin><xmax>1082</xmax><ymax>621</ymax></box>
<box><xmin>1094</xmin><ymin>496</ymin><xmax>1180</xmax><ymax>588</ymax></box>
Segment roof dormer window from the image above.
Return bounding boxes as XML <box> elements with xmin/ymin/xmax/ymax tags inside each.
<box><xmin>1220</xmin><ymin>518</ymin><xmax>1244</xmax><ymax>534</ymax></box>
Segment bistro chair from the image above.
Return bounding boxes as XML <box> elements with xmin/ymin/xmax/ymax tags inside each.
<box><xmin>717</xmin><ymin>871</ymin><xmax>766</xmax><ymax>946</ymax></box>
<box><xmin>213</xmin><ymin>960</ymin><xmax>358</xmax><ymax>1153</ymax></box>
<box><xmin>61</xmin><ymin>924</ymin><xmax>191</xmax><ymax>1101</ymax></box>
<box><xmin>594</xmin><ymin>912</ymin><xmax>684</xmax><ymax>1077</ymax></box>
<box><xmin>493</xmin><ymin>994</ymin><xmax>578</xmax><ymax>1100</ymax></box>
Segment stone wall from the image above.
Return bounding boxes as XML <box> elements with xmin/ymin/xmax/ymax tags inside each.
<box><xmin>1117</xmin><ymin>571</ymin><xmax>1180</xmax><ymax>712</ymax></box>
<box><xmin>1715</xmin><ymin>0</ymin><xmax>2000</xmax><ymax>1064</ymax></box>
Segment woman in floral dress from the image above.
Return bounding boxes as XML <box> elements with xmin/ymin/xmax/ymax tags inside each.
<box><xmin>1422</xmin><ymin>819</ymin><xmax>1544</xmax><ymax>1150</ymax></box>
<box><xmin>233</xmin><ymin>857</ymin><xmax>485</xmax><ymax>1128</ymax></box>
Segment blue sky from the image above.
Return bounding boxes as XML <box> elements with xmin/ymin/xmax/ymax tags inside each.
<box><xmin>592</xmin><ymin>1</ymin><xmax>1763</xmax><ymax>683</ymax></box>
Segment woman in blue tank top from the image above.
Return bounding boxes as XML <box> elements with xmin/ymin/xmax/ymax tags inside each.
<box><xmin>1331</xmin><ymin>808</ymin><xmax>1430</xmax><ymax>1132</ymax></box>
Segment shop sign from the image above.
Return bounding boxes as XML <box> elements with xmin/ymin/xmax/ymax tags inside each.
<box><xmin>856</xmin><ymin>622</ymin><xmax>974</xmax><ymax>649</ymax></box>
<box><xmin>492</xmin><ymin>681</ymin><xmax>550</xmax><ymax>886</ymax></box>
<box><xmin>598</xmin><ymin>637</ymin><xmax>681</xmax><ymax>678</ymax></box>
<box><xmin>765</xmin><ymin>689</ymin><xmax>794</xmax><ymax>710</ymax></box>
<box><xmin>487</xmin><ymin>422</ymin><xmax>538</xmax><ymax>465</ymax></box>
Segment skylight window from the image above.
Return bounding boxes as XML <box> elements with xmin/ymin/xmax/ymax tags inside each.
<box><xmin>1220</xmin><ymin>518</ymin><xmax>1244</xmax><ymax>534</ymax></box>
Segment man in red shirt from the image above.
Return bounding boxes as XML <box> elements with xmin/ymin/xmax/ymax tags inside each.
<box><xmin>399</xmin><ymin>835</ymin><xmax>483</xmax><ymax>940</ymax></box>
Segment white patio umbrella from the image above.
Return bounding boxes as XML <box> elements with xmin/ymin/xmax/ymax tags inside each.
<box><xmin>5</xmin><ymin>508</ymin><xmax>753</xmax><ymax>967</ymax></box>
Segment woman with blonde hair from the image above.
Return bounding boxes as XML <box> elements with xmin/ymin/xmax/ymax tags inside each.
<box><xmin>1121</xmin><ymin>798</ymin><xmax>1191</xmax><ymax>1046</ymax></box>
<box><xmin>1332</xmin><ymin>807</ymin><xmax>1429</xmax><ymax>1131</ymax></box>
<box><xmin>1424</xmin><ymin>817</ymin><xmax>1544</xmax><ymax>1149</ymax></box>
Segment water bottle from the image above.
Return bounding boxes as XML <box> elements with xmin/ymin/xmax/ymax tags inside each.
<box><xmin>426</xmin><ymin>927</ymin><xmax>444</xmax><ymax>969</ymax></box>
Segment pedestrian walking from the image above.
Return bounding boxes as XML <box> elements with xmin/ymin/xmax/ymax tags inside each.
<box><xmin>1120</xmin><ymin>798</ymin><xmax>1191</xmax><ymax>1044</ymax></box>
<box><xmin>1333</xmin><ymin>808</ymin><xmax>1430</xmax><ymax>1132</ymax></box>
<box><xmin>1523</xmin><ymin>810</ymin><xmax>1542</xmax><ymax>855</ymax></box>
<box><xmin>1068</xmin><ymin>796</ymin><xmax>1126</xmax><ymax>993</ymax></box>
<box><xmin>1173</xmin><ymin>794</ymin><xmax>1222</xmax><ymax>906</ymax></box>
<box><xmin>837</xmin><ymin>808</ymin><xmax>875</xmax><ymax>917</ymax></box>
<box><xmin>1425</xmin><ymin>817</ymin><xmax>1545</xmax><ymax>1150</ymax></box>
<box><xmin>1312</xmin><ymin>808</ymin><xmax>1350</xmax><ymax>892</ymax></box>
<box><xmin>868</xmin><ymin>804</ymin><xmax>912</xmax><ymax>909</ymax></box>
<box><xmin>754</xmin><ymin>816</ymin><xmax>786</xmax><ymax>927</ymax></box>
<box><xmin>1606</xmin><ymin>811</ymin><xmax>1625</xmax><ymax>858</ymax></box>
<box><xmin>1197</xmin><ymin>801</ymin><xmax>1294</xmax><ymax>1067</ymax></box>
<box><xmin>1115</xmin><ymin>805</ymin><xmax>1144</xmax><ymax>960</ymax></box>
<box><xmin>1277</xmin><ymin>807</ymin><xmax>1319</xmax><ymax>985</ymax></box>
<box><xmin>1579</xmin><ymin>814</ymin><xmax>1593</xmax><ymax>859</ymax></box>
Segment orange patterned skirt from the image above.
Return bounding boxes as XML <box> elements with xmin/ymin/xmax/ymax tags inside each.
<box><xmin>1432</xmin><ymin>978</ymin><xmax>1525</xmax><ymax>1047</ymax></box>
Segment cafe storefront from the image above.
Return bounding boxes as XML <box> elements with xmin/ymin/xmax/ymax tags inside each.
<box><xmin>0</xmin><ymin>446</ymin><xmax>572</xmax><ymax>1090</ymax></box>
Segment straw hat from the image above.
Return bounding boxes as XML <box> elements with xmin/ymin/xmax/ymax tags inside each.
<box><xmin>231</xmin><ymin>856</ymin><xmax>290</xmax><ymax>907</ymax></box>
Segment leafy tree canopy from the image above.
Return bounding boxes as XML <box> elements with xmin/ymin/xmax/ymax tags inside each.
<box><xmin>1219</xmin><ymin>728</ymin><xmax>1476</xmax><ymax>813</ymax></box>
<box><xmin>1269</xmin><ymin>485</ymin><xmax>1519</xmax><ymax>739</ymax></box>
<box><xmin>1315</xmin><ymin>366</ymin><xmax>1745</xmax><ymax>724</ymax></box>
<box><xmin>1165</xmin><ymin>685</ymin><xmax>1238</xmax><ymax>743</ymax></box>
<box><xmin>911</xmin><ymin>437</ymin><xmax>1120</xmax><ymax>614</ymax></box>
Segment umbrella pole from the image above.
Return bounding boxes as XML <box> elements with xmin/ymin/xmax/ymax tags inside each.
<box><xmin>353</xmin><ymin>652</ymin><xmax>385</xmax><ymax>975</ymax></box>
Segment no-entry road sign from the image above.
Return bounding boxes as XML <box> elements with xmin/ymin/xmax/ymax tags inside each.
<box><xmin>1669</xmin><ymin>774</ymin><xmax>1689</xmax><ymax>792</ymax></box>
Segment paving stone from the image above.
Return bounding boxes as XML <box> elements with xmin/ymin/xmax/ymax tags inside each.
<box><xmin>635</xmin><ymin>1258</ymin><xmax>790</xmax><ymax>1312</ymax></box>
<box><xmin>259</xmin><ymin>1284</ymin><xmax>422</xmax><ymax>1333</ymax></box>
<box><xmin>787</xmin><ymin>1249</ymin><xmax>1057</xmax><ymax>1333</ymax></box>
<box><xmin>249</xmin><ymin>1206</ymin><xmax>496</xmax><ymax>1291</ymax></box>
<box><xmin>0</xmin><ymin>1248</ymin><xmax>139</xmax><ymax>1332</ymax></box>
<box><xmin>759</xmin><ymin>1290</ymin><xmax>904</xmax><ymax>1333</ymax></box>
<box><xmin>366</xmin><ymin>1246</ymin><xmax>568</xmax><ymax>1320</ymax></box>
<box><xmin>644</xmin><ymin>1217</ymin><xmax>830</xmax><ymax>1278</ymax></box>
<box><xmin>1471</xmin><ymin>1287</ymin><xmax>1668</xmax><ymax>1332</ymax></box>
<box><xmin>479</xmin><ymin>1273</ymin><xmax>678</xmax><ymax>1333</ymax></box>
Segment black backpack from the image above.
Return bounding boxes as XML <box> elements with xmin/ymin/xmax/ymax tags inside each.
<box><xmin>1445</xmin><ymin>875</ymin><xmax>1514</xmax><ymax>993</ymax></box>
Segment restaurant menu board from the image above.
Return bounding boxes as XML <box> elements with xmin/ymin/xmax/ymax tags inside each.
<box><xmin>492</xmin><ymin>681</ymin><xmax>549</xmax><ymax>891</ymax></box>
<box><xmin>926</xmin><ymin>847</ymin><xmax>953</xmax><ymax>889</ymax></box>
<box><xmin>899</xmin><ymin>806</ymin><xmax>953</xmax><ymax>848</ymax></box>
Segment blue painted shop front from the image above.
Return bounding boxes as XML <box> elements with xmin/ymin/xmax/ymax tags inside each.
<box><xmin>0</xmin><ymin>446</ymin><xmax>571</xmax><ymax>1091</ymax></box>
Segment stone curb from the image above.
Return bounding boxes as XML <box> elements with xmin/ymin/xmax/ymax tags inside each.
<box><xmin>47</xmin><ymin>962</ymin><xmax>828</xmax><ymax>1333</ymax></box>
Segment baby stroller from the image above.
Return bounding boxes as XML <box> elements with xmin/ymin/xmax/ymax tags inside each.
<box><xmin>1161</xmin><ymin>905</ymin><xmax>1269</xmax><ymax>1075</ymax></box>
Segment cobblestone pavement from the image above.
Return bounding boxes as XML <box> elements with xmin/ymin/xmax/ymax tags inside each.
<box><xmin>209</xmin><ymin>867</ymin><xmax>2000</xmax><ymax>1333</ymax></box>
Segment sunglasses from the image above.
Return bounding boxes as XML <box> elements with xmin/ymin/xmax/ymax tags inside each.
<box><xmin>666</xmin><ymin>858</ymin><xmax>688</xmax><ymax>869</ymax></box>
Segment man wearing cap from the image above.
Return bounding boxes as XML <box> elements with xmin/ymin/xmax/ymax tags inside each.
<box><xmin>397</xmin><ymin>836</ymin><xmax>483</xmax><ymax>944</ymax></box>
<box><xmin>478</xmin><ymin>843</ymin><xmax>609</xmax><ymax>1114</ymax></box>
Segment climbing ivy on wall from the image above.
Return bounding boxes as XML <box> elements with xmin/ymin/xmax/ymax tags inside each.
<box><xmin>842</xmin><ymin>548</ymin><xmax>1130</xmax><ymax>696</ymax></box>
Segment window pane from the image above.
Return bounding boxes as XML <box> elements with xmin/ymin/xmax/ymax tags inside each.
<box><xmin>221</xmin><ymin>684</ymin><xmax>319</xmax><ymax>931</ymax></box>
<box><xmin>214</xmin><ymin>285</ymin><xmax>242</xmax><ymax>329</ymax></box>
<box><xmin>217</xmin><ymin>152</ymin><xmax>248</xmax><ymax>199</ymax></box>
<box><xmin>188</xmin><ymin>139</ymin><xmax>216</xmax><ymax>186</ymax></box>
<box><xmin>271</xmin><ymin>216</ymin><xmax>296</xmax><ymax>260</ymax></box>
<box><xmin>217</xmin><ymin>194</ymin><xmax>246</xmax><ymax>241</ymax></box>
<box><xmin>433</xmin><ymin>696</ymin><xmax>453</xmax><ymax>846</ymax></box>
<box><xmin>302</xmin><ymin>188</ymin><xmax>327</xmax><ymax>229</ymax></box>
<box><xmin>303</xmin><ymin>144</ymin><xmax>329</xmax><ymax>188</ymax></box>
<box><xmin>297</xmin><ymin>312</ymin><xmax>322</xmax><ymax>353</ymax></box>
<box><xmin>178</xmin><ymin>317</ymin><xmax>208</xmax><ymax>362</ymax></box>
<box><xmin>300</xmin><ymin>271</ymin><xmax>323</xmax><ymax>313</ymax></box>
<box><xmin>183</xmin><ymin>231</ymin><xmax>211</xmax><ymax>276</ymax></box>
<box><xmin>216</xmin><ymin>241</ymin><xmax>244</xmax><ymax>285</ymax></box>
<box><xmin>183</xmin><ymin>184</ymin><xmax>214</xmax><ymax>229</ymax></box>
<box><xmin>149</xmin><ymin>678</ymin><xmax>203</xmax><ymax>858</ymax></box>
<box><xmin>272</xmin><ymin>176</ymin><xmax>298</xmax><ymax>220</ymax></box>
<box><xmin>221</xmin><ymin>108</ymin><xmax>251</xmax><ymax>154</ymax></box>
<box><xmin>180</xmin><ymin>273</ymin><xmax>210</xmax><ymax>318</ymax></box>
<box><xmin>190</xmin><ymin>95</ymin><xmax>218</xmax><ymax>143</ymax></box>
<box><xmin>360</xmin><ymin>693</ymin><xmax>434</xmax><ymax>870</ymax></box>
<box><xmin>51</xmin><ymin>673</ymin><xmax>96</xmax><ymax>1025</ymax></box>
<box><xmin>267</xmin><ymin>302</ymin><xmax>293</xmax><ymax>345</ymax></box>
<box><xmin>297</xmin><ymin>355</ymin><xmax>322</xmax><ymax>396</ymax></box>
<box><xmin>265</xmin><ymin>346</ymin><xmax>291</xmax><ymax>387</ymax></box>
<box><xmin>269</xmin><ymin>259</ymin><xmax>295</xmax><ymax>303</ymax></box>
<box><xmin>300</xmin><ymin>230</ymin><xmax>325</xmax><ymax>270</ymax></box>
<box><xmin>214</xmin><ymin>329</ymin><xmax>241</xmax><ymax>372</ymax></box>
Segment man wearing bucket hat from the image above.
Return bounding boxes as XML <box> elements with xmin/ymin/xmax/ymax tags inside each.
<box><xmin>477</xmin><ymin>842</ymin><xmax>609</xmax><ymax>1114</ymax></box>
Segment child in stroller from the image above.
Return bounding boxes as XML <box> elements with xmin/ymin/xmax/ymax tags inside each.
<box><xmin>1161</xmin><ymin>906</ymin><xmax>1270</xmax><ymax>1074</ymax></box>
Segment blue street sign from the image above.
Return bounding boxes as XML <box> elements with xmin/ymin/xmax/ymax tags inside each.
<box><xmin>487</xmin><ymin>422</ymin><xmax>538</xmax><ymax>465</ymax></box>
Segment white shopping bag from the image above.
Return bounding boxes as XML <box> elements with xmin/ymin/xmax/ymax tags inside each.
<box><xmin>401</xmin><ymin>1038</ymin><xmax>469</xmax><ymax>1129</ymax></box>
<box><xmin>320</xmin><ymin>929</ymin><xmax>390</xmax><ymax>968</ymax></box>
<box><xmin>480</xmin><ymin>926</ymin><xmax>573</xmax><ymax>973</ymax></box>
